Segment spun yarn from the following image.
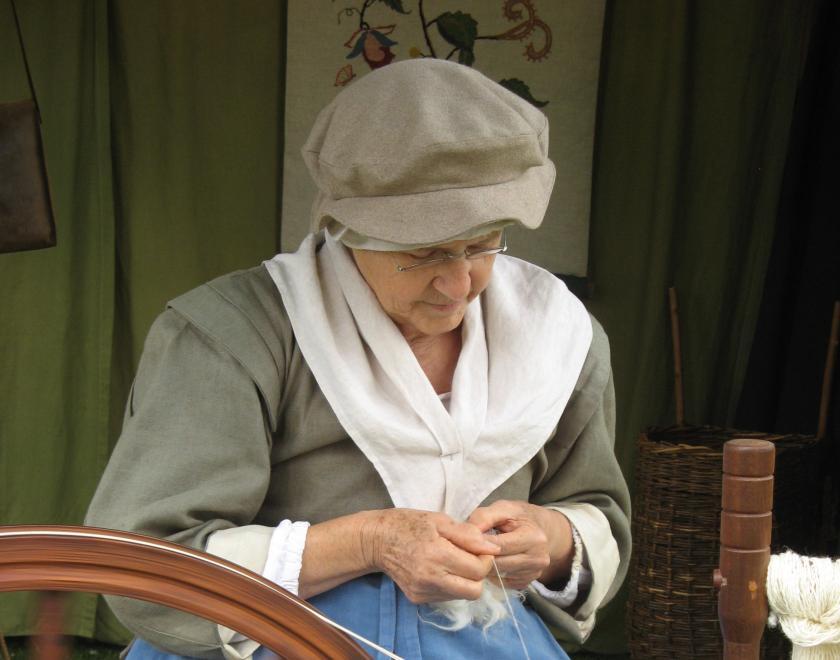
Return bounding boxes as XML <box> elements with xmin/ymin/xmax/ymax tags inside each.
<box><xmin>767</xmin><ymin>551</ymin><xmax>840</xmax><ymax>660</ymax></box>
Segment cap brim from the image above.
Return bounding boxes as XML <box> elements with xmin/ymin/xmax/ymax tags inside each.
<box><xmin>313</xmin><ymin>162</ymin><xmax>555</xmax><ymax>246</ymax></box>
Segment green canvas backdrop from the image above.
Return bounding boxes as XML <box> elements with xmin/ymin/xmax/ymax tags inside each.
<box><xmin>0</xmin><ymin>0</ymin><xmax>818</xmax><ymax>652</ymax></box>
<box><xmin>0</xmin><ymin>0</ymin><xmax>114</xmax><ymax>639</ymax></box>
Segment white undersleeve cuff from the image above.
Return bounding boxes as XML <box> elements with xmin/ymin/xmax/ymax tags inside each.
<box><xmin>262</xmin><ymin>519</ymin><xmax>310</xmax><ymax>595</ymax></box>
<box><xmin>532</xmin><ymin>524</ymin><xmax>592</xmax><ymax>608</ymax></box>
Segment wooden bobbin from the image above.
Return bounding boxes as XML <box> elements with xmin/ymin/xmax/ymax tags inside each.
<box><xmin>714</xmin><ymin>438</ymin><xmax>775</xmax><ymax>660</ymax></box>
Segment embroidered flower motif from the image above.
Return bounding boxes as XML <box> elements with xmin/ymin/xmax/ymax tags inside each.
<box><xmin>345</xmin><ymin>26</ymin><xmax>397</xmax><ymax>70</ymax></box>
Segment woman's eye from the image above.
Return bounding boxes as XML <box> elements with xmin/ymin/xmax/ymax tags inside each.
<box><xmin>470</xmin><ymin>242</ymin><xmax>493</xmax><ymax>252</ymax></box>
<box><xmin>471</xmin><ymin>234</ymin><xmax>501</xmax><ymax>250</ymax></box>
<box><xmin>408</xmin><ymin>250</ymin><xmax>435</xmax><ymax>259</ymax></box>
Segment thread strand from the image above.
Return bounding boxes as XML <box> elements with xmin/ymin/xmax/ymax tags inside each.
<box><xmin>492</xmin><ymin>558</ymin><xmax>532</xmax><ymax>660</ymax></box>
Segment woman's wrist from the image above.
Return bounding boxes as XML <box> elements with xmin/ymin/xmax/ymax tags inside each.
<box><xmin>358</xmin><ymin>509</ymin><xmax>386</xmax><ymax>572</ymax></box>
<box><xmin>536</xmin><ymin>507</ymin><xmax>574</xmax><ymax>586</ymax></box>
<box><xmin>298</xmin><ymin>510</ymin><xmax>382</xmax><ymax>599</ymax></box>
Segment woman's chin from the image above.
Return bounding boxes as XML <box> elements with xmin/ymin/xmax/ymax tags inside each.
<box><xmin>417</xmin><ymin>311</ymin><xmax>465</xmax><ymax>336</ymax></box>
<box><xmin>396</xmin><ymin>308</ymin><xmax>463</xmax><ymax>338</ymax></box>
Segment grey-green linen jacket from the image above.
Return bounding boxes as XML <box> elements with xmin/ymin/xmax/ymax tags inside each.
<box><xmin>85</xmin><ymin>264</ymin><xmax>631</xmax><ymax>658</ymax></box>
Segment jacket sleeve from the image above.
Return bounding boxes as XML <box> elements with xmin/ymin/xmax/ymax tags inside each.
<box><xmin>85</xmin><ymin>308</ymin><xmax>276</xmax><ymax>658</ymax></box>
<box><xmin>525</xmin><ymin>319</ymin><xmax>632</xmax><ymax>646</ymax></box>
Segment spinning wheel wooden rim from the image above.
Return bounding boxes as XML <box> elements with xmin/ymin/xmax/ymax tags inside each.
<box><xmin>0</xmin><ymin>525</ymin><xmax>369</xmax><ymax>659</ymax></box>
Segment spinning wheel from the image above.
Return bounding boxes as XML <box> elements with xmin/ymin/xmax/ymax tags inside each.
<box><xmin>0</xmin><ymin>525</ymin><xmax>369</xmax><ymax>659</ymax></box>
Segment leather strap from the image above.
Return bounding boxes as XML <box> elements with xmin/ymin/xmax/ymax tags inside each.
<box><xmin>8</xmin><ymin>0</ymin><xmax>42</xmax><ymax>122</ymax></box>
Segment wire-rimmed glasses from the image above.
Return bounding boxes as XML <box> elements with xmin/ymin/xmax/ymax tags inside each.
<box><xmin>393</xmin><ymin>231</ymin><xmax>507</xmax><ymax>272</ymax></box>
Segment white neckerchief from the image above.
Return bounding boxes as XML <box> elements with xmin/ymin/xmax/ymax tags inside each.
<box><xmin>263</xmin><ymin>233</ymin><xmax>592</xmax><ymax>521</ymax></box>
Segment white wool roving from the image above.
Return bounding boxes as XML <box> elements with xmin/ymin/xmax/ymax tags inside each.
<box><xmin>427</xmin><ymin>580</ymin><xmax>523</xmax><ymax>631</ymax></box>
<box><xmin>767</xmin><ymin>551</ymin><xmax>840</xmax><ymax>659</ymax></box>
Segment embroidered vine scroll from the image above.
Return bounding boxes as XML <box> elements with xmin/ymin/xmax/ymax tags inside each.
<box><xmin>282</xmin><ymin>0</ymin><xmax>605</xmax><ymax>276</ymax></box>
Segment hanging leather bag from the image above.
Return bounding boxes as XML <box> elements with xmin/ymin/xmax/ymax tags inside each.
<box><xmin>0</xmin><ymin>0</ymin><xmax>56</xmax><ymax>253</ymax></box>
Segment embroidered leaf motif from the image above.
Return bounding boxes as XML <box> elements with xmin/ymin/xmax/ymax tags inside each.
<box><xmin>378</xmin><ymin>0</ymin><xmax>410</xmax><ymax>14</ymax></box>
<box><xmin>369</xmin><ymin>30</ymin><xmax>398</xmax><ymax>47</ymax></box>
<box><xmin>435</xmin><ymin>11</ymin><xmax>478</xmax><ymax>51</ymax></box>
<box><xmin>346</xmin><ymin>33</ymin><xmax>367</xmax><ymax>60</ymax></box>
<box><xmin>458</xmin><ymin>48</ymin><xmax>475</xmax><ymax>66</ymax></box>
<box><xmin>498</xmin><ymin>78</ymin><xmax>549</xmax><ymax>107</ymax></box>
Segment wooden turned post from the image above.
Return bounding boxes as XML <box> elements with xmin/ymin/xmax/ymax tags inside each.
<box><xmin>30</xmin><ymin>592</ymin><xmax>68</xmax><ymax>660</ymax></box>
<box><xmin>714</xmin><ymin>438</ymin><xmax>775</xmax><ymax>660</ymax></box>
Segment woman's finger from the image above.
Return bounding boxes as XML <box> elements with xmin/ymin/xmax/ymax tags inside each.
<box><xmin>438</xmin><ymin>519</ymin><xmax>501</xmax><ymax>556</ymax></box>
<box><xmin>448</xmin><ymin>549</ymin><xmax>495</xmax><ymax>582</ymax></box>
<box><xmin>486</xmin><ymin>519</ymin><xmax>551</xmax><ymax>588</ymax></box>
<box><xmin>437</xmin><ymin>572</ymin><xmax>487</xmax><ymax>601</ymax></box>
<box><xmin>493</xmin><ymin>550</ymin><xmax>548</xmax><ymax>575</ymax></box>
<box><xmin>489</xmin><ymin>518</ymin><xmax>547</xmax><ymax>554</ymax></box>
<box><xmin>468</xmin><ymin>499</ymin><xmax>523</xmax><ymax>532</ymax></box>
<box><xmin>431</xmin><ymin>541</ymin><xmax>495</xmax><ymax>582</ymax></box>
<box><xmin>373</xmin><ymin>509</ymin><xmax>503</xmax><ymax>603</ymax></box>
<box><xmin>396</xmin><ymin>548</ymin><xmax>492</xmax><ymax>603</ymax></box>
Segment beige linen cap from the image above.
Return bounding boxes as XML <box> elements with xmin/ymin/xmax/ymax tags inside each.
<box><xmin>303</xmin><ymin>58</ymin><xmax>555</xmax><ymax>246</ymax></box>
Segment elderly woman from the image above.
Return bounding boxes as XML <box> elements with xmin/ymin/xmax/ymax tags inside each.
<box><xmin>86</xmin><ymin>59</ymin><xmax>630</xmax><ymax>659</ymax></box>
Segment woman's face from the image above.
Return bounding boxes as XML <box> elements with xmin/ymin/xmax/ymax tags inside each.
<box><xmin>351</xmin><ymin>232</ymin><xmax>501</xmax><ymax>340</ymax></box>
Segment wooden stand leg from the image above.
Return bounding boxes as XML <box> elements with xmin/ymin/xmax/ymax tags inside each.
<box><xmin>714</xmin><ymin>438</ymin><xmax>776</xmax><ymax>660</ymax></box>
<box><xmin>29</xmin><ymin>592</ymin><xmax>68</xmax><ymax>660</ymax></box>
<box><xmin>0</xmin><ymin>631</ymin><xmax>11</xmax><ymax>660</ymax></box>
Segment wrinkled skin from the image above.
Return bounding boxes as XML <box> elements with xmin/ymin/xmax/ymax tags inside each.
<box><xmin>469</xmin><ymin>499</ymin><xmax>574</xmax><ymax>590</ymax></box>
<box><xmin>364</xmin><ymin>508</ymin><xmax>501</xmax><ymax>603</ymax></box>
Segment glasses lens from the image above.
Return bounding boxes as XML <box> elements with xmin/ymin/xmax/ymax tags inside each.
<box><xmin>395</xmin><ymin>255</ymin><xmax>448</xmax><ymax>271</ymax></box>
<box><xmin>465</xmin><ymin>246</ymin><xmax>503</xmax><ymax>260</ymax></box>
<box><xmin>395</xmin><ymin>234</ymin><xmax>506</xmax><ymax>272</ymax></box>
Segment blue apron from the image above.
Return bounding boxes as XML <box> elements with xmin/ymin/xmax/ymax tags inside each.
<box><xmin>127</xmin><ymin>574</ymin><xmax>570</xmax><ymax>659</ymax></box>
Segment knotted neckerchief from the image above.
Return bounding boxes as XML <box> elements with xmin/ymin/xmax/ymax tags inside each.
<box><xmin>263</xmin><ymin>233</ymin><xmax>591</xmax><ymax>521</ymax></box>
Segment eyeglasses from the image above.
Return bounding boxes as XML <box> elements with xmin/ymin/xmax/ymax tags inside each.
<box><xmin>393</xmin><ymin>232</ymin><xmax>508</xmax><ymax>272</ymax></box>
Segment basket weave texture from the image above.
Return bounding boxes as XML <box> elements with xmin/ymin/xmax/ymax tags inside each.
<box><xmin>626</xmin><ymin>425</ymin><xmax>822</xmax><ymax>659</ymax></box>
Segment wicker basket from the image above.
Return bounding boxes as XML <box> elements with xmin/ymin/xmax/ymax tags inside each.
<box><xmin>626</xmin><ymin>425</ymin><xmax>822</xmax><ymax>659</ymax></box>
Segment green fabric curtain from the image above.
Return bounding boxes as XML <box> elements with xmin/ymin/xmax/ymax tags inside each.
<box><xmin>1</xmin><ymin>0</ymin><xmax>286</xmax><ymax>643</ymax></box>
<box><xmin>583</xmin><ymin>1</ymin><xmax>814</xmax><ymax>650</ymax></box>
<box><xmin>592</xmin><ymin>0</ymin><xmax>812</xmax><ymax>457</ymax></box>
<box><xmin>0</xmin><ymin>0</ymin><xmax>113</xmax><ymax>638</ymax></box>
<box><xmin>107</xmin><ymin>0</ymin><xmax>285</xmax><ymax>444</ymax></box>
<box><xmin>0</xmin><ymin>0</ymin><xmax>817</xmax><ymax>652</ymax></box>
<box><xmin>109</xmin><ymin>0</ymin><xmax>284</xmax><ymax>368</ymax></box>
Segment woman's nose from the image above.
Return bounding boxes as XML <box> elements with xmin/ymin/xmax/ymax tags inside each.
<box><xmin>432</xmin><ymin>258</ymin><xmax>472</xmax><ymax>300</ymax></box>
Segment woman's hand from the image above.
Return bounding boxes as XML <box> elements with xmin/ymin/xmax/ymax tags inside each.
<box><xmin>468</xmin><ymin>500</ymin><xmax>574</xmax><ymax>590</ymax></box>
<box><xmin>363</xmin><ymin>508</ymin><xmax>501</xmax><ymax>604</ymax></box>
